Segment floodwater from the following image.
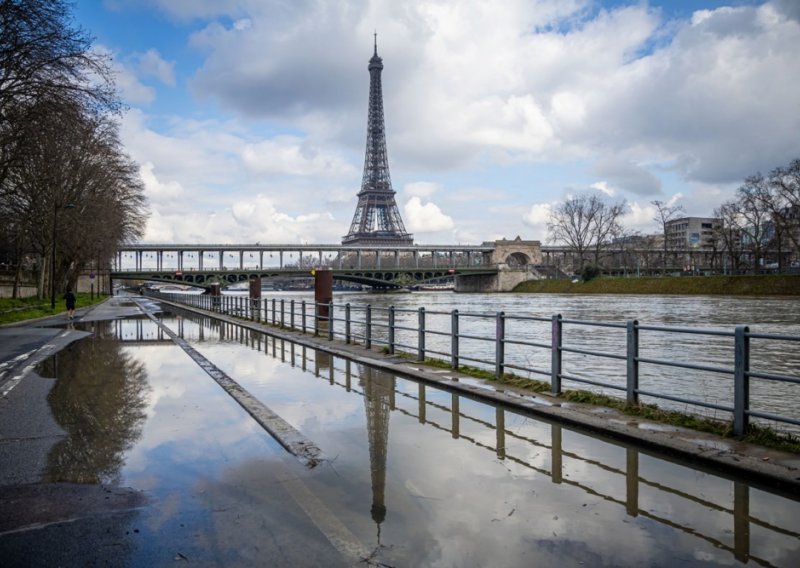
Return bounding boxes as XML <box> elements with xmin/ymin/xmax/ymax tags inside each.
<box><xmin>32</xmin><ymin>306</ymin><xmax>800</xmax><ymax>566</ymax></box>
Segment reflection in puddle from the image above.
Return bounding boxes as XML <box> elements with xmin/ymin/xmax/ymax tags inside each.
<box><xmin>35</xmin><ymin>312</ymin><xmax>800</xmax><ymax>567</ymax></box>
<box><xmin>38</xmin><ymin>321</ymin><xmax>150</xmax><ymax>484</ymax></box>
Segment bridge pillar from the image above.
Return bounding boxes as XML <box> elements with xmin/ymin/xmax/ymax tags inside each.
<box><xmin>313</xmin><ymin>268</ymin><xmax>333</xmax><ymax>334</ymax></box>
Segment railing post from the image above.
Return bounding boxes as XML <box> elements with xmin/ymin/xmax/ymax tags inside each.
<box><xmin>451</xmin><ymin>309</ymin><xmax>459</xmax><ymax>370</ymax></box>
<box><xmin>328</xmin><ymin>301</ymin><xmax>334</xmax><ymax>341</ymax></box>
<box><xmin>301</xmin><ymin>300</ymin><xmax>307</xmax><ymax>334</ymax></box>
<box><xmin>388</xmin><ymin>306</ymin><xmax>395</xmax><ymax>354</ymax></box>
<box><xmin>280</xmin><ymin>299</ymin><xmax>285</xmax><ymax>328</ymax></box>
<box><xmin>626</xmin><ymin>320</ymin><xmax>639</xmax><ymax>405</ymax></box>
<box><xmin>734</xmin><ymin>325</ymin><xmax>750</xmax><ymax>436</ymax></box>
<box><xmin>365</xmin><ymin>304</ymin><xmax>372</xmax><ymax>349</ymax></box>
<box><xmin>290</xmin><ymin>299</ymin><xmax>295</xmax><ymax>330</ymax></box>
<box><xmin>418</xmin><ymin>307</ymin><xmax>426</xmax><ymax>362</ymax></box>
<box><xmin>345</xmin><ymin>304</ymin><xmax>351</xmax><ymax>344</ymax></box>
<box><xmin>271</xmin><ymin>298</ymin><xmax>276</xmax><ymax>326</ymax></box>
<box><xmin>551</xmin><ymin>314</ymin><xmax>562</xmax><ymax>394</ymax></box>
<box><xmin>495</xmin><ymin>311</ymin><xmax>505</xmax><ymax>378</ymax></box>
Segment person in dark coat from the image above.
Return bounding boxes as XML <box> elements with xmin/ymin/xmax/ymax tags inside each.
<box><xmin>64</xmin><ymin>288</ymin><xmax>76</xmax><ymax>319</ymax></box>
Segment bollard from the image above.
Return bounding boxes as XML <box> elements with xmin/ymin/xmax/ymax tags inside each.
<box><xmin>418</xmin><ymin>307</ymin><xmax>426</xmax><ymax>362</ymax></box>
<box><xmin>733</xmin><ymin>325</ymin><xmax>750</xmax><ymax>436</ymax></box>
<box><xmin>495</xmin><ymin>311</ymin><xmax>505</xmax><ymax>378</ymax></box>
<box><xmin>451</xmin><ymin>309</ymin><xmax>459</xmax><ymax>370</ymax></box>
<box><xmin>388</xmin><ymin>306</ymin><xmax>395</xmax><ymax>354</ymax></box>
<box><xmin>626</xmin><ymin>320</ymin><xmax>639</xmax><ymax>405</ymax></box>
<box><xmin>551</xmin><ymin>314</ymin><xmax>562</xmax><ymax>395</ymax></box>
<box><xmin>345</xmin><ymin>304</ymin><xmax>351</xmax><ymax>344</ymax></box>
<box><xmin>313</xmin><ymin>268</ymin><xmax>333</xmax><ymax>337</ymax></box>
<box><xmin>365</xmin><ymin>305</ymin><xmax>372</xmax><ymax>349</ymax></box>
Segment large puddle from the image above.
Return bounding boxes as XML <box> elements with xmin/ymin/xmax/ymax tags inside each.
<box><xmin>31</xmin><ymin>309</ymin><xmax>800</xmax><ymax>567</ymax></box>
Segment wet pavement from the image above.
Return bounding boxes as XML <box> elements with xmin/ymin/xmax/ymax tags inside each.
<box><xmin>1</xmin><ymin>295</ymin><xmax>800</xmax><ymax>566</ymax></box>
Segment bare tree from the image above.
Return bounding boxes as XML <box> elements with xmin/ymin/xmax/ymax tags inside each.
<box><xmin>547</xmin><ymin>193</ymin><xmax>627</xmax><ymax>272</ymax></box>
<box><xmin>0</xmin><ymin>0</ymin><xmax>117</xmax><ymax>183</ymax></box>
<box><xmin>736</xmin><ymin>173</ymin><xmax>774</xmax><ymax>273</ymax></box>
<box><xmin>5</xmin><ymin>97</ymin><xmax>146</xmax><ymax>298</ymax></box>
<box><xmin>0</xmin><ymin>1</ymin><xmax>130</xmax><ymax>297</ymax></box>
<box><xmin>768</xmin><ymin>158</ymin><xmax>800</xmax><ymax>259</ymax></box>
<box><xmin>714</xmin><ymin>201</ymin><xmax>744</xmax><ymax>273</ymax></box>
<box><xmin>651</xmin><ymin>200</ymin><xmax>684</xmax><ymax>275</ymax></box>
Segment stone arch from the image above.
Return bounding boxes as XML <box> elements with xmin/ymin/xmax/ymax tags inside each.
<box><xmin>505</xmin><ymin>252</ymin><xmax>531</xmax><ymax>267</ymax></box>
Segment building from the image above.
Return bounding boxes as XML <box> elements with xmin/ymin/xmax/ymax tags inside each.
<box><xmin>665</xmin><ymin>217</ymin><xmax>721</xmax><ymax>250</ymax></box>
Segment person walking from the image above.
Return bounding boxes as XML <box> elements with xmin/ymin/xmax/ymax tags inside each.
<box><xmin>64</xmin><ymin>288</ymin><xmax>76</xmax><ymax>319</ymax></box>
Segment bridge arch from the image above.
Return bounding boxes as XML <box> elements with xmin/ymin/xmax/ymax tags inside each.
<box><xmin>490</xmin><ymin>237</ymin><xmax>543</xmax><ymax>267</ymax></box>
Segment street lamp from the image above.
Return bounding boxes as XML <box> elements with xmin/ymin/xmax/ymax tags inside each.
<box><xmin>50</xmin><ymin>202</ymin><xmax>75</xmax><ymax>309</ymax></box>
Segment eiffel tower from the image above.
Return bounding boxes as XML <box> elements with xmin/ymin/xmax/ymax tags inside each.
<box><xmin>342</xmin><ymin>36</ymin><xmax>413</xmax><ymax>246</ymax></box>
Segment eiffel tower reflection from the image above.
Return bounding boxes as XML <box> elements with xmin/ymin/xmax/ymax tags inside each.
<box><xmin>359</xmin><ymin>364</ymin><xmax>395</xmax><ymax>543</ymax></box>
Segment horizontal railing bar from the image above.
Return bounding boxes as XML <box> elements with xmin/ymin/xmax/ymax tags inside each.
<box><xmin>748</xmin><ymin>409</ymin><xmax>800</xmax><ymax>427</ymax></box>
<box><xmin>747</xmin><ymin>332</ymin><xmax>800</xmax><ymax>341</ymax></box>
<box><xmin>559</xmin><ymin>373</ymin><xmax>626</xmax><ymax>392</ymax></box>
<box><xmin>505</xmin><ymin>315</ymin><xmax>552</xmax><ymax>324</ymax></box>
<box><xmin>637</xmin><ymin>324</ymin><xmax>733</xmax><ymax>337</ymax></box>
<box><xmin>561</xmin><ymin>346</ymin><xmax>627</xmax><ymax>361</ymax></box>
<box><xmin>560</xmin><ymin>319</ymin><xmax>626</xmax><ymax>329</ymax></box>
<box><xmin>504</xmin><ymin>362</ymin><xmax>551</xmax><ymax>378</ymax></box>
<box><xmin>748</xmin><ymin>371</ymin><xmax>800</xmax><ymax>385</ymax></box>
<box><xmin>637</xmin><ymin>356</ymin><xmax>731</xmax><ymax>375</ymax></box>
<box><xmin>459</xmin><ymin>332</ymin><xmax>494</xmax><ymax>342</ymax></box>
<box><xmin>504</xmin><ymin>338</ymin><xmax>551</xmax><ymax>350</ymax></box>
<box><xmin>636</xmin><ymin>389</ymin><xmax>733</xmax><ymax>412</ymax></box>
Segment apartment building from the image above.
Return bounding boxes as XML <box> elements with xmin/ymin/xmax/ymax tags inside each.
<box><xmin>665</xmin><ymin>216</ymin><xmax>721</xmax><ymax>250</ymax></box>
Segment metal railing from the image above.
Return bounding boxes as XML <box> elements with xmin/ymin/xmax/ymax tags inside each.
<box><xmin>146</xmin><ymin>291</ymin><xmax>800</xmax><ymax>436</ymax></box>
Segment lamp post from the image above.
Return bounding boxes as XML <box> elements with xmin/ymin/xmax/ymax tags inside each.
<box><xmin>50</xmin><ymin>202</ymin><xmax>75</xmax><ymax>309</ymax></box>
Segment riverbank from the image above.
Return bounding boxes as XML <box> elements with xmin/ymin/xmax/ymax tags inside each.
<box><xmin>513</xmin><ymin>273</ymin><xmax>800</xmax><ymax>295</ymax></box>
<box><xmin>0</xmin><ymin>294</ymin><xmax>108</xmax><ymax>326</ymax></box>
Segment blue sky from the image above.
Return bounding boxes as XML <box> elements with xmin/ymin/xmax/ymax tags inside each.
<box><xmin>73</xmin><ymin>0</ymin><xmax>800</xmax><ymax>245</ymax></box>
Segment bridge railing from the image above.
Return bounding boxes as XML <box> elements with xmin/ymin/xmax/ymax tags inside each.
<box><xmin>146</xmin><ymin>290</ymin><xmax>800</xmax><ymax>437</ymax></box>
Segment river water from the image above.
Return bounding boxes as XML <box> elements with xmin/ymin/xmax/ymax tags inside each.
<box><xmin>29</xmin><ymin>303</ymin><xmax>800</xmax><ymax>566</ymax></box>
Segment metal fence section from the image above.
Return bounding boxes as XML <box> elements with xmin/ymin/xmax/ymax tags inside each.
<box><xmin>147</xmin><ymin>291</ymin><xmax>800</xmax><ymax>436</ymax></box>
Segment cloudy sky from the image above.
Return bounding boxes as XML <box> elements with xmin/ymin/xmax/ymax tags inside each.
<box><xmin>75</xmin><ymin>0</ymin><xmax>800</xmax><ymax>245</ymax></box>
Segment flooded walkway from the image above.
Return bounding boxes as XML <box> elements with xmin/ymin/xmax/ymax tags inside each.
<box><xmin>2</xmin><ymin>297</ymin><xmax>800</xmax><ymax>566</ymax></box>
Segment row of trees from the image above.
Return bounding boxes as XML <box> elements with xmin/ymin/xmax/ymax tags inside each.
<box><xmin>714</xmin><ymin>160</ymin><xmax>800</xmax><ymax>273</ymax></box>
<box><xmin>0</xmin><ymin>0</ymin><xmax>147</xmax><ymax>299</ymax></box>
<box><xmin>546</xmin><ymin>158</ymin><xmax>800</xmax><ymax>274</ymax></box>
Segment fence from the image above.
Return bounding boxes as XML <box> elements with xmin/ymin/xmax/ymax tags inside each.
<box><xmin>146</xmin><ymin>291</ymin><xmax>800</xmax><ymax>436</ymax></box>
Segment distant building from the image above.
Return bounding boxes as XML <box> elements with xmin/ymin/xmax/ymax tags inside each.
<box><xmin>665</xmin><ymin>217</ymin><xmax>721</xmax><ymax>250</ymax></box>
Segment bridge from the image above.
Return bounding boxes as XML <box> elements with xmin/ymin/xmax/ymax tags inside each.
<box><xmin>110</xmin><ymin>238</ymin><xmax>544</xmax><ymax>291</ymax></box>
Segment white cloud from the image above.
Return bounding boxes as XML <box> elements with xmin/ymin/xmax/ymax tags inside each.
<box><xmin>590</xmin><ymin>181</ymin><xmax>615</xmax><ymax>197</ymax></box>
<box><xmin>96</xmin><ymin>44</ymin><xmax>156</xmax><ymax>105</ymax></box>
<box><xmin>522</xmin><ymin>203</ymin><xmax>553</xmax><ymax>229</ymax></box>
<box><xmin>241</xmin><ymin>137</ymin><xmax>356</xmax><ymax>178</ymax></box>
<box><xmin>136</xmin><ymin>49</ymin><xmax>176</xmax><ymax>86</ymax></box>
<box><xmin>404</xmin><ymin>182</ymin><xmax>441</xmax><ymax>199</ymax></box>
<box><xmin>404</xmin><ymin>196</ymin><xmax>454</xmax><ymax>233</ymax></box>
<box><xmin>139</xmin><ymin>161</ymin><xmax>184</xmax><ymax>203</ymax></box>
